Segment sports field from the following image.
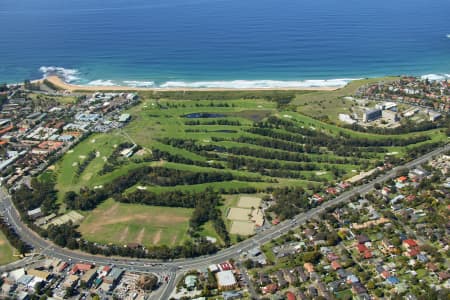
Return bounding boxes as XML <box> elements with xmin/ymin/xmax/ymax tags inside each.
<box><xmin>78</xmin><ymin>198</ymin><xmax>193</xmax><ymax>247</ymax></box>
<box><xmin>0</xmin><ymin>231</ymin><xmax>17</xmax><ymax>265</ymax></box>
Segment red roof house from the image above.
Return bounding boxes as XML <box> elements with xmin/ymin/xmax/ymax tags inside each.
<box><xmin>285</xmin><ymin>291</ymin><xmax>296</xmax><ymax>300</ymax></box>
<box><xmin>331</xmin><ymin>261</ymin><xmax>342</xmax><ymax>270</ymax></box>
<box><xmin>357</xmin><ymin>244</ymin><xmax>368</xmax><ymax>253</ymax></box>
<box><xmin>402</xmin><ymin>239</ymin><xmax>418</xmax><ymax>249</ymax></box>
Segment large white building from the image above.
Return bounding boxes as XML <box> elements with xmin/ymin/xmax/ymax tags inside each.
<box><xmin>216</xmin><ymin>270</ymin><xmax>237</xmax><ymax>290</ymax></box>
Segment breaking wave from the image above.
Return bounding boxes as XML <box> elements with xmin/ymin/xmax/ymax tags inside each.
<box><xmin>87</xmin><ymin>79</ymin><xmax>117</xmax><ymax>86</ymax></box>
<box><xmin>38</xmin><ymin>66</ymin><xmax>449</xmax><ymax>90</ymax></box>
<box><xmin>39</xmin><ymin>66</ymin><xmax>80</xmax><ymax>82</ymax></box>
<box><xmin>420</xmin><ymin>74</ymin><xmax>450</xmax><ymax>81</ymax></box>
<box><xmin>157</xmin><ymin>78</ymin><xmax>358</xmax><ymax>89</ymax></box>
<box><xmin>123</xmin><ymin>80</ymin><xmax>156</xmax><ymax>87</ymax></box>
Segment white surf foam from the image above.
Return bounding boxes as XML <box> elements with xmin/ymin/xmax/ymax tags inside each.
<box><xmin>420</xmin><ymin>74</ymin><xmax>450</xmax><ymax>81</ymax></box>
<box><xmin>87</xmin><ymin>79</ymin><xmax>117</xmax><ymax>86</ymax></box>
<box><xmin>39</xmin><ymin>66</ymin><xmax>80</xmax><ymax>82</ymax></box>
<box><xmin>123</xmin><ymin>80</ymin><xmax>156</xmax><ymax>87</ymax></box>
<box><xmin>158</xmin><ymin>78</ymin><xmax>358</xmax><ymax>89</ymax></box>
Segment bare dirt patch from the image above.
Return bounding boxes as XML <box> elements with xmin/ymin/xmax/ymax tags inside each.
<box><xmin>230</xmin><ymin>221</ymin><xmax>255</xmax><ymax>235</ymax></box>
<box><xmin>84</xmin><ymin>205</ymin><xmax>188</xmax><ymax>235</ymax></box>
<box><xmin>227</xmin><ymin>207</ymin><xmax>251</xmax><ymax>221</ymax></box>
<box><xmin>136</xmin><ymin>228</ymin><xmax>145</xmax><ymax>244</ymax></box>
<box><xmin>119</xmin><ymin>227</ymin><xmax>129</xmax><ymax>243</ymax></box>
<box><xmin>238</xmin><ymin>196</ymin><xmax>262</xmax><ymax>208</ymax></box>
<box><xmin>152</xmin><ymin>229</ymin><xmax>162</xmax><ymax>244</ymax></box>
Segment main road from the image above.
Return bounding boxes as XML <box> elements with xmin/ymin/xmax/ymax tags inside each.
<box><xmin>1</xmin><ymin>144</ymin><xmax>448</xmax><ymax>299</ymax></box>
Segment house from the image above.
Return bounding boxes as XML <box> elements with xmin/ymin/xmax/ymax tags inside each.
<box><xmin>346</xmin><ymin>275</ymin><xmax>359</xmax><ymax>284</ymax></box>
<box><xmin>386</xmin><ymin>276</ymin><xmax>400</xmax><ymax>285</ymax></box>
<box><xmin>406</xmin><ymin>247</ymin><xmax>419</xmax><ymax>257</ymax></box>
<box><xmin>312</xmin><ymin>194</ymin><xmax>324</xmax><ymax>203</ymax></box>
<box><xmin>337</xmin><ymin>269</ymin><xmax>351</xmax><ymax>279</ymax></box>
<box><xmin>303</xmin><ymin>263</ymin><xmax>314</xmax><ymax>273</ymax></box>
<box><xmin>316</xmin><ymin>281</ymin><xmax>329</xmax><ymax>297</ymax></box>
<box><xmin>216</xmin><ymin>270</ymin><xmax>237</xmax><ymax>290</ymax></box>
<box><xmin>356</xmin><ymin>234</ymin><xmax>370</xmax><ymax>244</ymax></box>
<box><xmin>382</xmin><ymin>187</ymin><xmax>391</xmax><ymax>196</ymax></box>
<box><xmin>438</xmin><ymin>272</ymin><xmax>450</xmax><ymax>281</ymax></box>
<box><xmin>426</xmin><ymin>262</ymin><xmax>438</xmax><ymax>272</ymax></box>
<box><xmin>283</xmin><ymin>269</ymin><xmax>296</xmax><ymax>284</ymax></box>
<box><xmin>259</xmin><ymin>273</ymin><xmax>271</xmax><ymax>286</ymax></box>
<box><xmin>297</xmin><ymin>291</ymin><xmax>307</xmax><ymax>300</ymax></box>
<box><xmin>357</xmin><ymin>244</ymin><xmax>368</xmax><ymax>253</ymax></box>
<box><xmin>262</xmin><ymin>283</ymin><xmax>278</xmax><ymax>294</ymax></box>
<box><xmin>208</xmin><ymin>264</ymin><xmax>220</xmax><ymax>273</ymax></box>
<box><xmin>101</xmin><ymin>265</ymin><xmax>111</xmax><ymax>277</ymax></box>
<box><xmin>70</xmin><ymin>263</ymin><xmax>93</xmax><ymax>275</ymax></box>
<box><xmin>64</xmin><ymin>275</ymin><xmax>79</xmax><ymax>289</ymax></box>
<box><xmin>417</xmin><ymin>254</ymin><xmax>428</xmax><ymax>263</ymax></box>
<box><xmin>381</xmin><ymin>271</ymin><xmax>391</xmax><ymax>280</ymax></box>
<box><xmin>275</xmin><ymin>270</ymin><xmax>288</xmax><ymax>288</ymax></box>
<box><xmin>81</xmin><ymin>268</ymin><xmax>97</xmax><ymax>286</ymax></box>
<box><xmin>363</xmin><ymin>250</ymin><xmax>373</xmax><ymax>259</ymax></box>
<box><xmin>381</xmin><ymin>238</ymin><xmax>397</xmax><ymax>254</ymax></box>
<box><xmin>57</xmin><ymin>262</ymin><xmax>68</xmax><ymax>273</ymax></box>
<box><xmin>331</xmin><ymin>261</ymin><xmax>341</xmax><ymax>270</ymax></box>
<box><xmin>352</xmin><ymin>282</ymin><xmax>367</xmax><ymax>295</ymax></box>
<box><xmin>402</xmin><ymin>239</ymin><xmax>418</xmax><ymax>249</ymax></box>
<box><xmin>118</xmin><ymin>113</ymin><xmax>131</xmax><ymax>122</ymax></box>
<box><xmin>326</xmin><ymin>279</ymin><xmax>340</xmax><ymax>292</ymax></box>
<box><xmin>27</xmin><ymin>207</ymin><xmax>43</xmax><ymax>220</ymax></box>
<box><xmin>326</xmin><ymin>187</ymin><xmax>338</xmax><ymax>195</ymax></box>
<box><xmin>223</xmin><ymin>291</ymin><xmax>243</xmax><ymax>300</ymax></box>
<box><xmin>375</xmin><ymin>265</ymin><xmax>385</xmax><ymax>274</ymax></box>
<box><xmin>308</xmin><ymin>286</ymin><xmax>318</xmax><ymax>297</ymax></box>
<box><xmin>104</xmin><ymin>268</ymin><xmax>124</xmax><ymax>285</ymax></box>
<box><xmin>396</xmin><ymin>176</ymin><xmax>408</xmax><ymax>184</ymax></box>
<box><xmin>184</xmin><ymin>275</ymin><xmax>197</xmax><ymax>290</ymax></box>
<box><xmin>219</xmin><ymin>262</ymin><xmax>234</xmax><ymax>271</ymax></box>
<box><xmin>26</xmin><ymin>269</ymin><xmax>50</xmax><ymax>281</ymax></box>
<box><xmin>327</xmin><ymin>252</ymin><xmax>339</xmax><ymax>262</ymax></box>
<box><xmin>295</xmin><ymin>266</ymin><xmax>308</xmax><ymax>282</ymax></box>
<box><xmin>285</xmin><ymin>291</ymin><xmax>296</xmax><ymax>300</ymax></box>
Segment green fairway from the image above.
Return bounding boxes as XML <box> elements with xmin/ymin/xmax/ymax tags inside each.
<box><xmin>79</xmin><ymin>198</ymin><xmax>193</xmax><ymax>247</ymax></box>
<box><xmin>0</xmin><ymin>231</ymin><xmax>18</xmax><ymax>265</ymax></box>
<box><xmin>50</xmin><ymin>84</ymin><xmax>448</xmax><ymax>249</ymax></box>
<box><xmin>54</xmin><ymin>133</ymin><xmax>135</xmax><ymax>202</ymax></box>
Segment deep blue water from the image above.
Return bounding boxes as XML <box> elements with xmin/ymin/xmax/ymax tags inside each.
<box><xmin>0</xmin><ymin>0</ymin><xmax>449</xmax><ymax>88</ymax></box>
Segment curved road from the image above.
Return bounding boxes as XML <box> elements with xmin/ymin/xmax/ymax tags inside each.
<box><xmin>1</xmin><ymin>144</ymin><xmax>448</xmax><ymax>299</ymax></box>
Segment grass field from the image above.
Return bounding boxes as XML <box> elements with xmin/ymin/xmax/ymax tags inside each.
<box><xmin>78</xmin><ymin>198</ymin><xmax>193</xmax><ymax>247</ymax></box>
<box><xmin>292</xmin><ymin>77</ymin><xmax>400</xmax><ymax>121</ymax></box>
<box><xmin>49</xmin><ymin>82</ymin><xmax>448</xmax><ymax>248</ymax></box>
<box><xmin>0</xmin><ymin>231</ymin><xmax>17</xmax><ymax>265</ymax></box>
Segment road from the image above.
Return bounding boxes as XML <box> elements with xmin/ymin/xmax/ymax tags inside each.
<box><xmin>1</xmin><ymin>144</ymin><xmax>448</xmax><ymax>299</ymax></box>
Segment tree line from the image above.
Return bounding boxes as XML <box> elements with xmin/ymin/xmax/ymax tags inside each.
<box><xmin>66</xmin><ymin>165</ymin><xmax>262</xmax><ymax>211</ymax></box>
<box><xmin>98</xmin><ymin>142</ymin><xmax>135</xmax><ymax>175</ymax></box>
<box><xmin>12</xmin><ymin>178</ymin><xmax>58</xmax><ymax>219</ymax></box>
<box><xmin>43</xmin><ymin>222</ymin><xmax>219</xmax><ymax>259</ymax></box>
<box><xmin>184</xmin><ymin>119</ymin><xmax>242</xmax><ymax>126</ymax></box>
<box><xmin>0</xmin><ymin>216</ymin><xmax>31</xmax><ymax>255</ymax></box>
<box><xmin>75</xmin><ymin>150</ymin><xmax>96</xmax><ymax>178</ymax></box>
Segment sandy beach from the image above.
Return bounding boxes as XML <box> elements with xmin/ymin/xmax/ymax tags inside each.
<box><xmin>43</xmin><ymin>76</ymin><xmax>340</xmax><ymax>92</ymax></box>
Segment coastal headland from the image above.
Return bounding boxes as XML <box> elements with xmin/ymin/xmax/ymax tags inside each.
<box><xmin>42</xmin><ymin>75</ymin><xmax>340</xmax><ymax>92</ymax></box>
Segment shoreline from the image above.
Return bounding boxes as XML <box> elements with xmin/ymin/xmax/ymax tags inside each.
<box><xmin>42</xmin><ymin>76</ymin><xmax>341</xmax><ymax>92</ymax></box>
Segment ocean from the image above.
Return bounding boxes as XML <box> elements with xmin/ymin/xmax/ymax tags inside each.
<box><xmin>0</xmin><ymin>0</ymin><xmax>449</xmax><ymax>88</ymax></box>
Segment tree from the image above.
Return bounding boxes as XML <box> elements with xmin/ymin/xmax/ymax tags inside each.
<box><xmin>136</xmin><ymin>274</ymin><xmax>159</xmax><ymax>291</ymax></box>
